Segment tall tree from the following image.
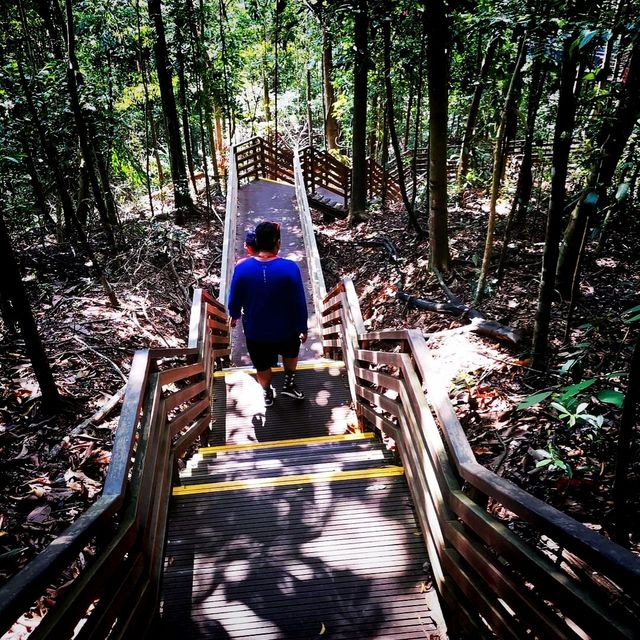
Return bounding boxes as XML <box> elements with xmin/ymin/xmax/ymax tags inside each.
<box><xmin>147</xmin><ymin>0</ymin><xmax>194</xmax><ymax>224</ymax></box>
<box><xmin>64</xmin><ymin>0</ymin><xmax>117</xmax><ymax>248</ymax></box>
<box><xmin>0</xmin><ymin>209</ymin><xmax>60</xmax><ymax>412</ymax></box>
<box><xmin>425</xmin><ymin>0</ymin><xmax>450</xmax><ymax>271</ymax></box>
<box><xmin>348</xmin><ymin>0</ymin><xmax>368</xmax><ymax>224</ymax></box>
<box><xmin>530</xmin><ymin>33</ymin><xmax>580</xmax><ymax>369</ymax></box>
<box><xmin>556</xmin><ymin>36</ymin><xmax>640</xmax><ymax>298</ymax></box>
<box><xmin>475</xmin><ymin>33</ymin><xmax>527</xmax><ymax>302</ymax></box>
<box><xmin>382</xmin><ymin>14</ymin><xmax>422</xmax><ymax>234</ymax></box>
<box><xmin>456</xmin><ymin>34</ymin><xmax>500</xmax><ymax>186</ymax></box>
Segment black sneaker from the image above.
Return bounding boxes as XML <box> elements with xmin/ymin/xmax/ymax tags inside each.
<box><xmin>281</xmin><ymin>373</ymin><xmax>304</xmax><ymax>400</ymax></box>
<box><xmin>263</xmin><ymin>385</ymin><xmax>275</xmax><ymax>407</ymax></box>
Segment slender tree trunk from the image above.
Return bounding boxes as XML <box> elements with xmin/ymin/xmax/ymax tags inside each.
<box><xmin>496</xmin><ymin>54</ymin><xmax>548</xmax><ymax>283</ymax></box>
<box><xmin>149</xmin><ymin>113</ymin><xmax>165</xmax><ymax>189</ymax></box>
<box><xmin>402</xmin><ymin>90</ymin><xmax>413</xmax><ymax>151</ymax></box>
<box><xmin>425</xmin><ymin>0</ymin><xmax>450</xmax><ymax>271</ymax></box>
<box><xmin>322</xmin><ymin>26</ymin><xmax>340</xmax><ymax>150</ymax></box>
<box><xmin>530</xmin><ymin>36</ymin><xmax>579</xmax><ymax>369</ymax></box>
<box><xmin>76</xmin><ymin>160</ymin><xmax>91</xmax><ymax>226</ymax></box>
<box><xmin>135</xmin><ymin>0</ymin><xmax>155</xmax><ymax>216</ymax></box>
<box><xmin>348</xmin><ymin>0</ymin><xmax>368</xmax><ymax>224</ymax></box>
<box><xmin>556</xmin><ymin>38</ymin><xmax>640</xmax><ymax>298</ymax></box>
<box><xmin>218</xmin><ymin>0</ymin><xmax>233</xmax><ymax>139</ymax></box>
<box><xmin>174</xmin><ymin>23</ymin><xmax>197</xmax><ymax>191</ymax></box>
<box><xmin>0</xmin><ymin>209</ymin><xmax>61</xmax><ymax>412</ymax></box>
<box><xmin>382</xmin><ymin>18</ymin><xmax>422</xmax><ymax>235</ymax></box>
<box><xmin>196</xmin><ymin>0</ymin><xmax>221</xmax><ymax>195</ymax></box>
<box><xmin>64</xmin><ymin>0</ymin><xmax>117</xmax><ymax>248</ymax></box>
<box><xmin>148</xmin><ymin>0</ymin><xmax>194</xmax><ymax>224</ymax></box>
<box><xmin>457</xmin><ymin>35</ymin><xmax>500</xmax><ymax>185</ymax></box>
<box><xmin>19</xmin><ymin>134</ymin><xmax>55</xmax><ymax>230</ymax></box>
<box><xmin>475</xmin><ymin>34</ymin><xmax>527</xmax><ymax>302</ymax></box>
<box><xmin>411</xmin><ymin>6</ymin><xmax>428</xmax><ymax>208</ymax></box>
<box><xmin>613</xmin><ymin>335</ymin><xmax>640</xmax><ymax>546</ymax></box>
<box><xmin>306</xmin><ymin>67</ymin><xmax>313</xmax><ymax>146</ymax></box>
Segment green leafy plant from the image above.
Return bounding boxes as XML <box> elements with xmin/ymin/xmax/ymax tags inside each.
<box><xmin>534</xmin><ymin>444</ymin><xmax>572</xmax><ymax>477</ymax></box>
<box><xmin>549</xmin><ymin>401</ymin><xmax>603</xmax><ymax>429</ymax></box>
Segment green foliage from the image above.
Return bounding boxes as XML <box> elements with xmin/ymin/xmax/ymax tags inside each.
<box><xmin>534</xmin><ymin>444</ymin><xmax>572</xmax><ymax>477</ymax></box>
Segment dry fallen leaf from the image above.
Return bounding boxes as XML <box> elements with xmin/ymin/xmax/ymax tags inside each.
<box><xmin>27</xmin><ymin>505</ymin><xmax>51</xmax><ymax>524</ymax></box>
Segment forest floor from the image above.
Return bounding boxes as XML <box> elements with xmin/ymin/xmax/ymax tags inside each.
<box><xmin>1</xmin><ymin>175</ymin><xmax>639</xmax><ymax>633</ymax></box>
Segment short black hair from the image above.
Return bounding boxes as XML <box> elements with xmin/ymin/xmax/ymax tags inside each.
<box><xmin>254</xmin><ymin>221</ymin><xmax>280</xmax><ymax>252</ymax></box>
<box><xmin>245</xmin><ymin>230</ymin><xmax>257</xmax><ymax>250</ymax></box>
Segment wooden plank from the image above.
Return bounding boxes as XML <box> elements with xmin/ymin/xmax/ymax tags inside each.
<box><xmin>0</xmin><ymin>495</ymin><xmax>119</xmax><ymax>635</ymax></box>
<box><xmin>448</xmin><ymin>489</ymin><xmax>628</xmax><ymax>634</ymax></box>
<box><xmin>354</xmin><ymin>365</ymin><xmax>402</xmax><ymax>393</ymax></box>
<box><xmin>164</xmin><ymin>380</ymin><xmax>207</xmax><ymax>414</ymax></box>
<box><xmin>173</xmin><ymin>413</ymin><xmax>212</xmax><ymax>458</ymax></box>
<box><xmin>442</xmin><ymin>549</ymin><xmax>521</xmax><ymax>639</ymax></box>
<box><xmin>168</xmin><ymin>398</ymin><xmax>210</xmax><ymax>437</ymax></box>
<box><xmin>158</xmin><ymin>362</ymin><xmax>204</xmax><ymax>386</ymax></box>
<box><xmin>445</xmin><ymin>522</ymin><xmax>579</xmax><ymax>640</ymax></box>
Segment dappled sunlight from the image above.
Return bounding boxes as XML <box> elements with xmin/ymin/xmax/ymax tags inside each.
<box><xmin>426</xmin><ymin>331</ymin><xmax>502</xmax><ymax>388</ymax></box>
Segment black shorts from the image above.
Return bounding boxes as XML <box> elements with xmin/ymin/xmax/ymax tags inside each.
<box><xmin>246</xmin><ymin>336</ymin><xmax>302</xmax><ymax>371</ymax></box>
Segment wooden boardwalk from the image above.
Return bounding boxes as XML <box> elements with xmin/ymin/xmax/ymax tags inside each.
<box><xmin>159</xmin><ymin>177</ymin><xmax>447</xmax><ymax>638</ymax></box>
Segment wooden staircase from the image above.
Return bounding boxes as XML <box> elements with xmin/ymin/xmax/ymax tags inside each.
<box><xmin>161</xmin><ymin>427</ymin><xmax>446</xmax><ymax>639</ymax></box>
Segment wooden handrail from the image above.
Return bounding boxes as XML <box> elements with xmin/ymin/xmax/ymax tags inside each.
<box><xmin>322</xmin><ymin>278</ymin><xmax>640</xmax><ymax>638</ymax></box>
<box><xmin>292</xmin><ymin>148</ymin><xmax>327</xmax><ymax>327</ymax></box>
<box><xmin>0</xmin><ymin>289</ymin><xmax>229</xmax><ymax>638</ymax></box>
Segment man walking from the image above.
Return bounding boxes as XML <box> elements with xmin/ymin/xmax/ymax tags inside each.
<box><xmin>227</xmin><ymin>221</ymin><xmax>308</xmax><ymax>407</ymax></box>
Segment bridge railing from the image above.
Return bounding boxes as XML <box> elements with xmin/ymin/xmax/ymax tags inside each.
<box><xmin>299</xmin><ymin>146</ymin><xmax>351</xmax><ymax>205</ymax></box>
<box><xmin>322</xmin><ymin>278</ymin><xmax>640</xmax><ymax>639</ymax></box>
<box><xmin>0</xmin><ymin>290</ymin><xmax>229</xmax><ymax>639</ymax></box>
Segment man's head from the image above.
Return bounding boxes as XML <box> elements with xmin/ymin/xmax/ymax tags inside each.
<box><xmin>254</xmin><ymin>221</ymin><xmax>281</xmax><ymax>253</ymax></box>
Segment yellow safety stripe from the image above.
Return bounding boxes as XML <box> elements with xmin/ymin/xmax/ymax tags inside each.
<box><xmin>213</xmin><ymin>360</ymin><xmax>344</xmax><ymax>378</ymax></box>
<box><xmin>172</xmin><ymin>465</ymin><xmax>404</xmax><ymax>496</ymax></box>
<box><xmin>199</xmin><ymin>432</ymin><xmax>374</xmax><ymax>455</ymax></box>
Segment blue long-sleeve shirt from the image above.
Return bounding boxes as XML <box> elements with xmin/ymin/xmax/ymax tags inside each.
<box><xmin>227</xmin><ymin>257</ymin><xmax>308</xmax><ymax>342</ymax></box>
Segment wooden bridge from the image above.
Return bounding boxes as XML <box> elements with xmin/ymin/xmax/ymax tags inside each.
<box><xmin>1</xmin><ymin>138</ymin><xmax>640</xmax><ymax>639</ymax></box>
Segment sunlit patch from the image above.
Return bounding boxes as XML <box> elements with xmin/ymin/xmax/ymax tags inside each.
<box><xmin>426</xmin><ymin>333</ymin><xmax>497</xmax><ymax>387</ymax></box>
<box><xmin>283</xmin><ymin>560</ymin><xmax>315</xmax><ymax>581</ymax></box>
<box><xmin>315</xmin><ymin>389</ymin><xmax>330</xmax><ymax>406</ymax></box>
<box><xmin>277</xmin><ymin>574</ymin><xmax>295</xmax><ymax>596</ymax></box>
<box><xmin>224</xmin><ymin>559</ymin><xmax>251</xmax><ymax>582</ymax></box>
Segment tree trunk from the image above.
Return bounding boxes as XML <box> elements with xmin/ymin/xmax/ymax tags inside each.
<box><xmin>64</xmin><ymin>0</ymin><xmax>117</xmax><ymax>248</ymax></box>
<box><xmin>411</xmin><ymin>6</ymin><xmax>428</xmax><ymax>208</ymax></box>
<box><xmin>148</xmin><ymin>0</ymin><xmax>193</xmax><ymax>224</ymax></box>
<box><xmin>613</xmin><ymin>335</ymin><xmax>640</xmax><ymax>546</ymax></box>
<box><xmin>0</xmin><ymin>209</ymin><xmax>61</xmax><ymax>412</ymax></box>
<box><xmin>402</xmin><ymin>90</ymin><xmax>413</xmax><ymax>151</ymax></box>
<box><xmin>175</xmin><ymin>24</ymin><xmax>197</xmax><ymax>191</ymax></box>
<box><xmin>530</xmin><ymin>35</ymin><xmax>579</xmax><ymax>369</ymax></box>
<box><xmin>306</xmin><ymin>67</ymin><xmax>313</xmax><ymax>146</ymax></box>
<box><xmin>19</xmin><ymin>134</ymin><xmax>55</xmax><ymax>231</ymax></box>
<box><xmin>457</xmin><ymin>35</ymin><xmax>500</xmax><ymax>185</ymax></box>
<box><xmin>496</xmin><ymin>54</ymin><xmax>548</xmax><ymax>283</ymax></box>
<box><xmin>382</xmin><ymin>18</ymin><xmax>422</xmax><ymax>235</ymax></box>
<box><xmin>556</xmin><ymin>38</ymin><xmax>640</xmax><ymax>298</ymax></box>
<box><xmin>348</xmin><ymin>0</ymin><xmax>368</xmax><ymax>224</ymax></box>
<box><xmin>425</xmin><ymin>0</ymin><xmax>450</xmax><ymax>271</ymax></box>
<box><xmin>322</xmin><ymin>26</ymin><xmax>340</xmax><ymax>150</ymax></box>
<box><xmin>475</xmin><ymin>34</ymin><xmax>527</xmax><ymax>302</ymax></box>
